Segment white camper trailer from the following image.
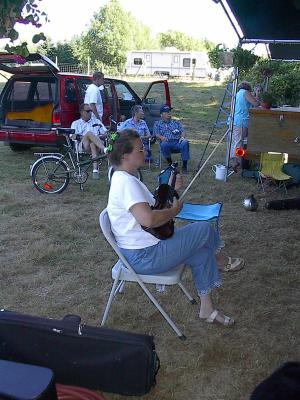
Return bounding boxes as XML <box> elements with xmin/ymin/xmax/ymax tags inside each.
<box><xmin>125</xmin><ymin>50</ymin><xmax>211</xmax><ymax>78</ymax></box>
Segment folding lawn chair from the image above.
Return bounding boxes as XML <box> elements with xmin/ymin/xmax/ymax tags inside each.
<box><xmin>258</xmin><ymin>152</ymin><xmax>292</xmax><ymax>194</ymax></box>
<box><xmin>99</xmin><ymin>209</ymin><xmax>196</xmax><ymax>339</ymax></box>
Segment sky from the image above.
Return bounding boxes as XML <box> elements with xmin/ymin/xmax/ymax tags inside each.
<box><xmin>13</xmin><ymin>0</ymin><xmax>241</xmax><ymax>48</ymax></box>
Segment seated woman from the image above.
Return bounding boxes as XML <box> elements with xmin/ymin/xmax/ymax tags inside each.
<box><xmin>106</xmin><ymin>129</ymin><xmax>244</xmax><ymax>326</ymax></box>
<box><xmin>119</xmin><ymin>105</ymin><xmax>153</xmax><ymax>162</ymax></box>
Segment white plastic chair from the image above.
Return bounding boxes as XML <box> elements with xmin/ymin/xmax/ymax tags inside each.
<box><xmin>99</xmin><ymin>208</ymin><xmax>196</xmax><ymax>339</ymax></box>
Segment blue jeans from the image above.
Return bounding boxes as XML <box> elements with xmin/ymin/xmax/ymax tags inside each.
<box><xmin>120</xmin><ymin>222</ymin><xmax>221</xmax><ymax>295</ymax></box>
<box><xmin>160</xmin><ymin>139</ymin><xmax>190</xmax><ymax>161</ymax></box>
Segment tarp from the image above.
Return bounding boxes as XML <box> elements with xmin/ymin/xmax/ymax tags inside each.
<box><xmin>269</xmin><ymin>44</ymin><xmax>300</xmax><ymax>61</ymax></box>
<box><xmin>217</xmin><ymin>0</ymin><xmax>300</xmax><ymax>60</ymax></box>
<box><xmin>225</xmin><ymin>0</ymin><xmax>300</xmax><ymax>42</ymax></box>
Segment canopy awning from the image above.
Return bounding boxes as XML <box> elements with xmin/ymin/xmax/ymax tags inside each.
<box><xmin>214</xmin><ymin>0</ymin><xmax>300</xmax><ymax>59</ymax></box>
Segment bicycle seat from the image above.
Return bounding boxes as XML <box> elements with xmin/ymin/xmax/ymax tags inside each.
<box><xmin>56</xmin><ymin>128</ymin><xmax>75</xmax><ymax>136</ymax></box>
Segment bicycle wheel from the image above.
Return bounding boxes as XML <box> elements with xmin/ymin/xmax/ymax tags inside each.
<box><xmin>32</xmin><ymin>156</ymin><xmax>70</xmax><ymax>194</ymax></box>
<box><xmin>107</xmin><ymin>166</ymin><xmax>143</xmax><ymax>185</ymax></box>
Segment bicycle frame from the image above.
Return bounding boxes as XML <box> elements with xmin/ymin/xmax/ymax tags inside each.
<box><xmin>33</xmin><ymin>133</ymin><xmax>106</xmax><ymax>179</ymax></box>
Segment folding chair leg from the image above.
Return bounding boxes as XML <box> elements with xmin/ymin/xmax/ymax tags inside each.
<box><xmin>116</xmin><ymin>280</ymin><xmax>125</xmax><ymax>294</ymax></box>
<box><xmin>136</xmin><ymin>280</ymin><xmax>186</xmax><ymax>339</ymax></box>
<box><xmin>178</xmin><ymin>282</ymin><xmax>197</xmax><ymax>304</ymax></box>
<box><xmin>101</xmin><ymin>278</ymin><xmax>119</xmax><ymax>326</ymax></box>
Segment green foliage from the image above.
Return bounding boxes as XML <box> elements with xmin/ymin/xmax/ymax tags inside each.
<box><xmin>0</xmin><ymin>0</ymin><xmax>47</xmax><ymax>57</ymax></box>
<box><xmin>259</xmin><ymin>91</ymin><xmax>276</xmax><ymax>106</ymax></box>
<box><xmin>37</xmin><ymin>37</ymin><xmax>81</xmax><ymax>64</ymax></box>
<box><xmin>242</xmin><ymin>59</ymin><xmax>300</xmax><ymax>106</ymax></box>
<box><xmin>231</xmin><ymin>46</ymin><xmax>259</xmax><ymax>73</ymax></box>
<box><xmin>209</xmin><ymin>45</ymin><xmax>259</xmax><ymax>72</ymax></box>
<box><xmin>158</xmin><ymin>30</ymin><xmax>213</xmax><ymax>51</ymax></box>
<box><xmin>74</xmin><ymin>0</ymin><xmax>155</xmax><ymax>72</ymax></box>
<box><xmin>208</xmin><ymin>44</ymin><xmax>223</xmax><ymax>69</ymax></box>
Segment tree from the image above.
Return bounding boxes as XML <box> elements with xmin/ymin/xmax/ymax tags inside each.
<box><xmin>75</xmin><ymin>0</ymin><xmax>154</xmax><ymax>72</ymax></box>
<box><xmin>0</xmin><ymin>0</ymin><xmax>47</xmax><ymax>57</ymax></box>
<box><xmin>157</xmin><ymin>30</ymin><xmax>213</xmax><ymax>51</ymax></box>
<box><xmin>37</xmin><ymin>37</ymin><xmax>81</xmax><ymax>64</ymax></box>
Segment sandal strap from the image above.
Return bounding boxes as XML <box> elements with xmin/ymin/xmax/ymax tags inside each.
<box><xmin>206</xmin><ymin>309</ymin><xmax>219</xmax><ymax>323</ymax></box>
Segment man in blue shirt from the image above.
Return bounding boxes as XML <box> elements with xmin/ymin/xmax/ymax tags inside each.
<box><xmin>119</xmin><ymin>105</ymin><xmax>153</xmax><ymax>161</ymax></box>
<box><xmin>153</xmin><ymin>105</ymin><xmax>190</xmax><ymax>173</ymax></box>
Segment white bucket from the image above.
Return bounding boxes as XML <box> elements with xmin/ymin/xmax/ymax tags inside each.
<box><xmin>212</xmin><ymin>164</ymin><xmax>227</xmax><ymax>181</ymax></box>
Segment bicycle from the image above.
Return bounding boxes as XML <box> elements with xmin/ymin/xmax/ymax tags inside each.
<box><xmin>31</xmin><ymin>128</ymin><xmax>108</xmax><ymax>194</ymax></box>
<box><xmin>31</xmin><ymin>128</ymin><xmax>143</xmax><ymax>194</ymax></box>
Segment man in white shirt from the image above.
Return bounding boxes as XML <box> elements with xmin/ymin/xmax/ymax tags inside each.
<box><xmin>71</xmin><ymin>103</ymin><xmax>107</xmax><ymax>179</ymax></box>
<box><xmin>84</xmin><ymin>71</ymin><xmax>104</xmax><ymax>121</ymax></box>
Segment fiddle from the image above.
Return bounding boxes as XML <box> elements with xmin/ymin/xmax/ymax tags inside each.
<box><xmin>142</xmin><ymin>162</ymin><xmax>179</xmax><ymax>240</ymax></box>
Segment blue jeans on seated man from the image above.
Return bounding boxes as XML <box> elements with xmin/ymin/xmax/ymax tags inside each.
<box><xmin>142</xmin><ymin>139</ymin><xmax>153</xmax><ymax>162</ymax></box>
<box><xmin>160</xmin><ymin>139</ymin><xmax>190</xmax><ymax>163</ymax></box>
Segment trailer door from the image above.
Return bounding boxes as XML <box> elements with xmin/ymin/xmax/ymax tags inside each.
<box><xmin>141</xmin><ymin>80</ymin><xmax>171</xmax><ymax>132</ymax></box>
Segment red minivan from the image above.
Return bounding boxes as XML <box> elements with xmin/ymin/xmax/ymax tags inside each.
<box><xmin>0</xmin><ymin>53</ymin><xmax>171</xmax><ymax>151</ymax></box>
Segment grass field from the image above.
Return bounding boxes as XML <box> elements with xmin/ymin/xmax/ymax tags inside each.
<box><xmin>1</xmin><ymin>80</ymin><xmax>300</xmax><ymax>400</ymax></box>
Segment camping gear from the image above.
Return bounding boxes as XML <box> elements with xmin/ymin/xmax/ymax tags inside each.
<box><xmin>0</xmin><ymin>310</ymin><xmax>159</xmax><ymax>396</ymax></box>
<box><xmin>0</xmin><ymin>359</ymin><xmax>57</xmax><ymax>400</ymax></box>
<box><xmin>265</xmin><ymin>197</ymin><xmax>300</xmax><ymax>210</ymax></box>
<box><xmin>212</xmin><ymin>164</ymin><xmax>227</xmax><ymax>181</ymax></box>
<box><xmin>243</xmin><ymin>194</ymin><xmax>258</xmax><ymax>211</ymax></box>
<box><xmin>282</xmin><ymin>163</ymin><xmax>300</xmax><ymax>185</ymax></box>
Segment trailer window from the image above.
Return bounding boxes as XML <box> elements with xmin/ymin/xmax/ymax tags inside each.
<box><xmin>183</xmin><ymin>58</ymin><xmax>191</xmax><ymax>68</ymax></box>
<box><xmin>173</xmin><ymin>55</ymin><xmax>179</xmax><ymax>63</ymax></box>
<box><xmin>192</xmin><ymin>58</ymin><xmax>196</xmax><ymax>65</ymax></box>
<box><xmin>145</xmin><ymin>54</ymin><xmax>150</xmax><ymax>62</ymax></box>
<box><xmin>134</xmin><ymin>58</ymin><xmax>143</xmax><ymax>65</ymax></box>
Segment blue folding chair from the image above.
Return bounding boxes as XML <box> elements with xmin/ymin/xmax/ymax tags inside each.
<box><xmin>157</xmin><ymin>166</ymin><xmax>223</xmax><ymax>234</ymax></box>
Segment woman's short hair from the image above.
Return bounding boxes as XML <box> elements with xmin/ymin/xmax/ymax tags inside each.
<box><xmin>108</xmin><ymin>129</ymin><xmax>140</xmax><ymax>166</ymax></box>
<box><xmin>238</xmin><ymin>81</ymin><xmax>252</xmax><ymax>92</ymax></box>
<box><xmin>131</xmin><ymin>105</ymin><xmax>143</xmax><ymax>117</ymax></box>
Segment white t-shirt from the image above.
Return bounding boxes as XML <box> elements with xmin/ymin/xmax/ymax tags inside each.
<box><xmin>84</xmin><ymin>83</ymin><xmax>103</xmax><ymax>119</ymax></box>
<box><xmin>71</xmin><ymin>116</ymin><xmax>107</xmax><ymax>137</ymax></box>
<box><xmin>107</xmin><ymin>171</ymin><xmax>160</xmax><ymax>249</ymax></box>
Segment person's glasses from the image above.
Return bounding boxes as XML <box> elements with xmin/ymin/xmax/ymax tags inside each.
<box><xmin>135</xmin><ymin>146</ymin><xmax>145</xmax><ymax>153</ymax></box>
<box><xmin>84</xmin><ymin>109</ymin><xmax>92</xmax><ymax>113</ymax></box>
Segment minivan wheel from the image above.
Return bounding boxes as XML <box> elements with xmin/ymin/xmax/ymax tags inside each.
<box><xmin>9</xmin><ymin>143</ymin><xmax>32</xmax><ymax>152</ymax></box>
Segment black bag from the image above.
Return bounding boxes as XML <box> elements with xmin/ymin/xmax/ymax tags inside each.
<box><xmin>0</xmin><ymin>310</ymin><xmax>159</xmax><ymax>396</ymax></box>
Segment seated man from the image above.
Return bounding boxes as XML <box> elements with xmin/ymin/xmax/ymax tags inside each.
<box><xmin>119</xmin><ymin>105</ymin><xmax>153</xmax><ymax>162</ymax></box>
<box><xmin>153</xmin><ymin>105</ymin><xmax>190</xmax><ymax>174</ymax></box>
<box><xmin>71</xmin><ymin>103</ymin><xmax>107</xmax><ymax>180</ymax></box>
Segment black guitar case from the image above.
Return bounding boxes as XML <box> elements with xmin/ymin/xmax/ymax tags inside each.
<box><xmin>0</xmin><ymin>310</ymin><xmax>159</xmax><ymax>396</ymax></box>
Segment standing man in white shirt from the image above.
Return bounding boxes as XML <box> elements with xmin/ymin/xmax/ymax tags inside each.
<box><xmin>71</xmin><ymin>103</ymin><xmax>107</xmax><ymax>179</ymax></box>
<box><xmin>84</xmin><ymin>71</ymin><xmax>105</xmax><ymax>121</ymax></box>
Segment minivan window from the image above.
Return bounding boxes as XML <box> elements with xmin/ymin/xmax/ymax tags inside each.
<box><xmin>8</xmin><ymin>81</ymin><xmax>31</xmax><ymax>101</ymax></box>
<box><xmin>114</xmin><ymin>82</ymin><xmax>134</xmax><ymax>101</ymax></box>
<box><xmin>34</xmin><ymin>81</ymin><xmax>56</xmax><ymax>102</ymax></box>
<box><xmin>75</xmin><ymin>78</ymin><xmax>92</xmax><ymax>104</ymax></box>
<box><xmin>64</xmin><ymin>79</ymin><xmax>77</xmax><ymax>103</ymax></box>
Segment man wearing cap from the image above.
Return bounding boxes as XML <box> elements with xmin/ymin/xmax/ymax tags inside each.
<box><xmin>153</xmin><ymin>105</ymin><xmax>190</xmax><ymax>174</ymax></box>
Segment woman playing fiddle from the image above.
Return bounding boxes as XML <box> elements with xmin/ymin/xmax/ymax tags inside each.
<box><xmin>107</xmin><ymin>129</ymin><xmax>242</xmax><ymax>326</ymax></box>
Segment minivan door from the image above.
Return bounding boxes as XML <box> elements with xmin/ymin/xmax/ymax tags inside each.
<box><xmin>141</xmin><ymin>80</ymin><xmax>171</xmax><ymax>132</ymax></box>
